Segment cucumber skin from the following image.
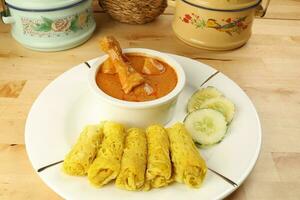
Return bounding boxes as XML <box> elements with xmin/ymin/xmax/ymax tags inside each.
<box><xmin>194</xmin><ymin>125</ymin><xmax>229</xmax><ymax>149</ymax></box>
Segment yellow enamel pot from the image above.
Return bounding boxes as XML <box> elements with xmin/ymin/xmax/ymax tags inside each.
<box><xmin>169</xmin><ymin>0</ymin><xmax>270</xmax><ymax>50</ymax></box>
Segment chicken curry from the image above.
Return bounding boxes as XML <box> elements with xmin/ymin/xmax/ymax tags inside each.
<box><xmin>96</xmin><ymin>36</ymin><xmax>177</xmax><ymax>102</ymax></box>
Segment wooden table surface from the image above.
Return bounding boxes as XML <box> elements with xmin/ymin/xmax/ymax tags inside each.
<box><xmin>0</xmin><ymin>0</ymin><xmax>299</xmax><ymax>199</ymax></box>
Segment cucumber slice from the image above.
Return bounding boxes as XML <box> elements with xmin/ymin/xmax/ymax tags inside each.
<box><xmin>184</xmin><ymin>109</ymin><xmax>227</xmax><ymax>146</ymax></box>
<box><xmin>200</xmin><ymin>97</ymin><xmax>235</xmax><ymax>123</ymax></box>
<box><xmin>187</xmin><ymin>86</ymin><xmax>222</xmax><ymax>113</ymax></box>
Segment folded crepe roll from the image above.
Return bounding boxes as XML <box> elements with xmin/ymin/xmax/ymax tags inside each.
<box><xmin>167</xmin><ymin>123</ymin><xmax>207</xmax><ymax>188</ymax></box>
<box><xmin>145</xmin><ymin>125</ymin><xmax>172</xmax><ymax>189</ymax></box>
<box><xmin>88</xmin><ymin>121</ymin><xmax>125</xmax><ymax>187</ymax></box>
<box><xmin>63</xmin><ymin>124</ymin><xmax>104</xmax><ymax>176</ymax></box>
<box><xmin>115</xmin><ymin>128</ymin><xmax>147</xmax><ymax>191</ymax></box>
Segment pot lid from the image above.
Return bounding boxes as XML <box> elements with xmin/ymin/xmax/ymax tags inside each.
<box><xmin>5</xmin><ymin>0</ymin><xmax>87</xmax><ymax>11</ymax></box>
<box><xmin>183</xmin><ymin>0</ymin><xmax>261</xmax><ymax>11</ymax></box>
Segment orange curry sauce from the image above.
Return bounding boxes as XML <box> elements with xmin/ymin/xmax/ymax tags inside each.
<box><xmin>96</xmin><ymin>54</ymin><xmax>178</xmax><ymax>102</ymax></box>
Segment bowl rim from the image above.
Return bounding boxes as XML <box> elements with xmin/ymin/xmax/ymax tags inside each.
<box><xmin>88</xmin><ymin>48</ymin><xmax>186</xmax><ymax>109</ymax></box>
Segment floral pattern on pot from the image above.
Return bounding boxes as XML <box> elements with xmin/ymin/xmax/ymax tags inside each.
<box><xmin>180</xmin><ymin>13</ymin><xmax>250</xmax><ymax>36</ymax></box>
<box><xmin>21</xmin><ymin>8</ymin><xmax>93</xmax><ymax>38</ymax></box>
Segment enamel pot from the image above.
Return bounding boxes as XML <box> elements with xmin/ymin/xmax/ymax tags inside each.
<box><xmin>0</xmin><ymin>0</ymin><xmax>96</xmax><ymax>51</ymax></box>
<box><xmin>169</xmin><ymin>0</ymin><xmax>270</xmax><ymax>50</ymax></box>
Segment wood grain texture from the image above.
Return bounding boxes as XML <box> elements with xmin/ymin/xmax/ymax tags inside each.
<box><xmin>0</xmin><ymin>1</ymin><xmax>300</xmax><ymax>199</ymax></box>
<box><xmin>0</xmin><ymin>80</ymin><xmax>26</xmax><ymax>98</ymax></box>
<box><xmin>0</xmin><ymin>144</ymin><xmax>61</xmax><ymax>200</ymax></box>
<box><xmin>264</xmin><ymin>0</ymin><xmax>300</xmax><ymax>20</ymax></box>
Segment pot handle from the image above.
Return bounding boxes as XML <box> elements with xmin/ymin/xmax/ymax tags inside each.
<box><xmin>167</xmin><ymin>0</ymin><xmax>176</xmax><ymax>7</ymax></box>
<box><xmin>255</xmin><ymin>0</ymin><xmax>270</xmax><ymax>17</ymax></box>
<box><xmin>1</xmin><ymin>0</ymin><xmax>14</xmax><ymax>24</ymax></box>
<box><xmin>2</xmin><ymin>16</ymin><xmax>14</xmax><ymax>24</ymax></box>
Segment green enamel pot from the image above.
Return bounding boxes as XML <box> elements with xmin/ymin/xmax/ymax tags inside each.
<box><xmin>1</xmin><ymin>0</ymin><xmax>96</xmax><ymax>51</ymax></box>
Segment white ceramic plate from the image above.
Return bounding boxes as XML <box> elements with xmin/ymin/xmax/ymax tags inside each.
<box><xmin>25</xmin><ymin>53</ymin><xmax>261</xmax><ymax>200</ymax></box>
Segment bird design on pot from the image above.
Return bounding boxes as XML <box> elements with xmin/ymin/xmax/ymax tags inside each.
<box><xmin>180</xmin><ymin>14</ymin><xmax>249</xmax><ymax>36</ymax></box>
<box><xmin>206</xmin><ymin>17</ymin><xmax>248</xmax><ymax>36</ymax></box>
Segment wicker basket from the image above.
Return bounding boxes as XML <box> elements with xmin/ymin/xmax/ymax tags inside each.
<box><xmin>98</xmin><ymin>0</ymin><xmax>167</xmax><ymax>24</ymax></box>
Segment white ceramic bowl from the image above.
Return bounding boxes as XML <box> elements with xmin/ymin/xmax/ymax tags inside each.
<box><xmin>88</xmin><ymin>48</ymin><xmax>186</xmax><ymax>127</ymax></box>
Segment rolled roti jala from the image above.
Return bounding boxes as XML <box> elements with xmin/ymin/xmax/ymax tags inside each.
<box><xmin>88</xmin><ymin>121</ymin><xmax>125</xmax><ymax>187</ymax></box>
<box><xmin>145</xmin><ymin>125</ymin><xmax>173</xmax><ymax>189</ymax></box>
<box><xmin>167</xmin><ymin>123</ymin><xmax>207</xmax><ymax>188</ymax></box>
<box><xmin>115</xmin><ymin>128</ymin><xmax>147</xmax><ymax>190</ymax></box>
<box><xmin>63</xmin><ymin>124</ymin><xmax>103</xmax><ymax>176</ymax></box>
